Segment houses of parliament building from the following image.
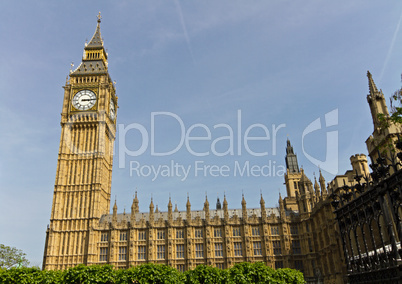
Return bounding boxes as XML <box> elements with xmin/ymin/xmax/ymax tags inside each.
<box><xmin>42</xmin><ymin>15</ymin><xmax>398</xmax><ymax>284</ymax></box>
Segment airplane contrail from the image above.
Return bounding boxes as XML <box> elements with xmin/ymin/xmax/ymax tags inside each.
<box><xmin>174</xmin><ymin>0</ymin><xmax>195</xmax><ymax>64</ymax></box>
<box><xmin>380</xmin><ymin>9</ymin><xmax>402</xmax><ymax>83</ymax></box>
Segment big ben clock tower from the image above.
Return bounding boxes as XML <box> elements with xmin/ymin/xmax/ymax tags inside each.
<box><xmin>43</xmin><ymin>13</ymin><xmax>117</xmax><ymax>270</ymax></box>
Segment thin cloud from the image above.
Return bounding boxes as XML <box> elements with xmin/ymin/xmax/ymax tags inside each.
<box><xmin>173</xmin><ymin>0</ymin><xmax>195</xmax><ymax>64</ymax></box>
<box><xmin>380</xmin><ymin>8</ymin><xmax>402</xmax><ymax>83</ymax></box>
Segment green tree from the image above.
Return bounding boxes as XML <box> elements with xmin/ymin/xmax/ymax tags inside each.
<box><xmin>184</xmin><ymin>264</ymin><xmax>228</xmax><ymax>284</ymax></box>
<box><xmin>228</xmin><ymin>262</ymin><xmax>276</xmax><ymax>284</ymax></box>
<box><xmin>387</xmin><ymin>86</ymin><xmax>402</xmax><ymax>124</ymax></box>
<box><xmin>0</xmin><ymin>244</ymin><xmax>30</xmax><ymax>269</ymax></box>
<box><xmin>378</xmin><ymin>81</ymin><xmax>402</xmax><ymax>127</ymax></box>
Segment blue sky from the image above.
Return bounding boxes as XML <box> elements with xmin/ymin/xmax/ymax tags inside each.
<box><xmin>1</xmin><ymin>1</ymin><xmax>402</xmax><ymax>267</ymax></box>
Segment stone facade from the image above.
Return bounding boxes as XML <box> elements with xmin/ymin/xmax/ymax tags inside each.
<box><xmin>42</xmin><ymin>15</ymin><xmax>117</xmax><ymax>270</ymax></box>
<box><xmin>42</xmin><ymin>16</ymin><xmax>400</xmax><ymax>284</ymax></box>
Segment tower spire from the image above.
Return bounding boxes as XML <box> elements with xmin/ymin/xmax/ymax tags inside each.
<box><xmin>241</xmin><ymin>193</ymin><xmax>247</xmax><ymax>221</ymax></box>
<box><xmin>285</xmin><ymin>138</ymin><xmax>299</xmax><ymax>173</ymax></box>
<box><xmin>71</xmin><ymin>12</ymin><xmax>108</xmax><ymax>75</ymax></box>
<box><xmin>319</xmin><ymin>170</ymin><xmax>327</xmax><ymax>196</ymax></box>
<box><xmin>97</xmin><ymin>11</ymin><xmax>102</xmax><ymax>23</ymax></box>
<box><xmin>87</xmin><ymin>12</ymin><xmax>104</xmax><ymax>48</ymax></box>
<box><xmin>112</xmin><ymin>199</ymin><xmax>117</xmax><ymax>223</ymax></box>
<box><xmin>366</xmin><ymin>70</ymin><xmax>390</xmax><ymax>130</ymax></box>
<box><xmin>367</xmin><ymin>71</ymin><xmax>379</xmax><ymax>95</ymax></box>
<box><xmin>186</xmin><ymin>193</ymin><xmax>191</xmax><ymax>223</ymax></box>
<box><xmin>216</xmin><ymin>196</ymin><xmax>222</xmax><ymax>210</ymax></box>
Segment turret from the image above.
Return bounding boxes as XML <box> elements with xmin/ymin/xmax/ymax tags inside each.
<box><xmin>131</xmin><ymin>192</ymin><xmax>139</xmax><ymax>223</ymax></box>
<box><xmin>112</xmin><ymin>199</ymin><xmax>117</xmax><ymax>223</ymax></box>
<box><xmin>260</xmin><ymin>193</ymin><xmax>267</xmax><ymax>221</ymax></box>
<box><xmin>319</xmin><ymin>170</ymin><xmax>327</xmax><ymax>197</ymax></box>
<box><xmin>366</xmin><ymin>71</ymin><xmax>389</xmax><ymax>130</ymax></box>
<box><xmin>223</xmin><ymin>194</ymin><xmax>229</xmax><ymax>221</ymax></box>
<box><xmin>314</xmin><ymin>177</ymin><xmax>320</xmax><ymax>202</ymax></box>
<box><xmin>168</xmin><ymin>196</ymin><xmax>173</xmax><ymax>223</ymax></box>
<box><xmin>350</xmin><ymin>154</ymin><xmax>370</xmax><ymax>177</ymax></box>
<box><xmin>284</xmin><ymin>139</ymin><xmax>302</xmax><ymax>199</ymax></box>
<box><xmin>216</xmin><ymin>197</ymin><xmax>222</xmax><ymax>210</ymax></box>
<box><xmin>149</xmin><ymin>198</ymin><xmax>154</xmax><ymax>224</ymax></box>
<box><xmin>285</xmin><ymin>139</ymin><xmax>300</xmax><ymax>173</ymax></box>
<box><xmin>279</xmin><ymin>193</ymin><xmax>285</xmax><ymax>219</ymax></box>
<box><xmin>241</xmin><ymin>194</ymin><xmax>247</xmax><ymax>221</ymax></box>
<box><xmin>365</xmin><ymin>71</ymin><xmax>400</xmax><ymax>162</ymax></box>
<box><xmin>186</xmin><ymin>194</ymin><xmax>191</xmax><ymax>222</ymax></box>
<box><xmin>131</xmin><ymin>191</ymin><xmax>139</xmax><ymax>213</ymax></box>
<box><xmin>203</xmin><ymin>194</ymin><xmax>210</xmax><ymax>221</ymax></box>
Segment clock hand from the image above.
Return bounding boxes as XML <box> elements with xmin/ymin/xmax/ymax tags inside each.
<box><xmin>80</xmin><ymin>98</ymin><xmax>96</xmax><ymax>101</ymax></box>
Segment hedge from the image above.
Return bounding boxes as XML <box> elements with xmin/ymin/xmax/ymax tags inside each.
<box><xmin>0</xmin><ymin>262</ymin><xmax>305</xmax><ymax>284</ymax></box>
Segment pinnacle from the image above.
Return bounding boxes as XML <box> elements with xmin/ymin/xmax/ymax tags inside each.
<box><xmin>86</xmin><ymin>13</ymin><xmax>104</xmax><ymax>49</ymax></box>
<box><xmin>367</xmin><ymin>70</ymin><xmax>379</xmax><ymax>95</ymax></box>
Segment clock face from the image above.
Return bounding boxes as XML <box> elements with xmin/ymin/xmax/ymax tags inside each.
<box><xmin>72</xmin><ymin>90</ymin><xmax>97</xmax><ymax>110</ymax></box>
<box><xmin>110</xmin><ymin>98</ymin><xmax>116</xmax><ymax>120</ymax></box>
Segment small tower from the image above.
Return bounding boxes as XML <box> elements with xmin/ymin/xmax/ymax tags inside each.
<box><xmin>167</xmin><ymin>196</ymin><xmax>173</xmax><ymax>224</ymax></box>
<box><xmin>112</xmin><ymin>199</ymin><xmax>118</xmax><ymax>224</ymax></box>
<box><xmin>365</xmin><ymin>71</ymin><xmax>399</xmax><ymax>162</ymax></box>
<box><xmin>216</xmin><ymin>197</ymin><xmax>222</xmax><ymax>210</ymax></box>
<box><xmin>131</xmin><ymin>191</ymin><xmax>139</xmax><ymax>223</ymax></box>
<box><xmin>284</xmin><ymin>139</ymin><xmax>302</xmax><ymax>210</ymax></box>
<box><xmin>223</xmin><ymin>194</ymin><xmax>229</xmax><ymax>221</ymax></box>
<box><xmin>314</xmin><ymin>177</ymin><xmax>320</xmax><ymax>202</ymax></box>
<box><xmin>350</xmin><ymin>154</ymin><xmax>370</xmax><ymax>177</ymax></box>
<box><xmin>260</xmin><ymin>192</ymin><xmax>267</xmax><ymax>221</ymax></box>
<box><xmin>279</xmin><ymin>193</ymin><xmax>285</xmax><ymax>220</ymax></box>
<box><xmin>186</xmin><ymin>194</ymin><xmax>191</xmax><ymax>223</ymax></box>
<box><xmin>149</xmin><ymin>198</ymin><xmax>154</xmax><ymax>224</ymax></box>
<box><xmin>203</xmin><ymin>194</ymin><xmax>210</xmax><ymax>221</ymax></box>
<box><xmin>285</xmin><ymin>138</ymin><xmax>300</xmax><ymax>173</ymax></box>
<box><xmin>366</xmin><ymin>71</ymin><xmax>389</xmax><ymax>131</ymax></box>
<box><xmin>241</xmin><ymin>194</ymin><xmax>247</xmax><ymax>222</ymax></box>
<box><xmin>319</xmin><ymin>170</ymin><xmax>327</xmax><ymax>197</ymax></box>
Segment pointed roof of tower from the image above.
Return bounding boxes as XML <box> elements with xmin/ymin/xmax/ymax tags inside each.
<box><xmin>241</xmin><ymin>194</ymin><xmax>246</xmax><ymax>206</ymax></box>
<box><xmin>285</xmin><ymin>138</ymin><xmax>299</xmax><ymax>173</ymax></box>
<box><xmin>132</xmin><ymin>191</ymin><xmax>139</xmax><ymax>208</ymax></box>
<box><xmin>319</xmin><ymin>169</ymin><xmax>325</xmax><ymax>183</ymax></box>
<box><xmin>367</xmin><ymin>71</ymin><xmax>379</xmax><ymax>96</ymax></box>
<box><xmin>216</xmin><ymin>197</ymin><xmax>222</xmax><ymax>209</ymax></box>
<box><xmin>113</xmin><ymin>199</ymin><xmax>117</xmax><ymax>210</ymax></box>
<box><xmin>186</xmin><ymin>194</ymin><xmax>191</xmax><ymax>208</ymax></box>
<box><xmin>86</xmin><ymin>12</ymin><xmax>104</xmax><ymax>49</ymax></box>
<box><xmin>70</xmin><ymin>12</ymin><xmax>109</xmax><ymax>76</ymax></box>
<box><xmin>260</xmin><ymin>192</ymin><xmax>265</xmax><ymax>206</ymax></box>
<box><xmin>204</xmin><ymin>193</ymin><xmax>209</xmax><ymax>208</ymax></box>
<box><xmin>149</xmin><ymin>197</ymin><xmax>154</xmax><ymax>210</ymax></box>
<box><xmin>131</xmin><ymin>191</ymin><xmax>139</xmax><ymax>213</ymax></box>
<box><xmin>286</xmin><ymin>138</ymin><xmax>294</xmax><ymax>154</ymax></box>
<box><xmin>314</xmin><ymin>176</ymin><xmax>319</xmax><ymax>190</ymax></box>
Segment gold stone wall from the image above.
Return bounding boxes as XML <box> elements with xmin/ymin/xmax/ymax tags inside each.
<box><xmin>43</xmin><ymin>15</ymin><xmax>402</xmax><ymax>284</ymax></box>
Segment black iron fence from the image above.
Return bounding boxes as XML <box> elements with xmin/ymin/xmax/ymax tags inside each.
<box><xmin>330</xmin><ymin>142</ymin><xmax>402</xmax><ymax>283</ymax></box>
